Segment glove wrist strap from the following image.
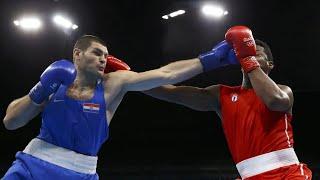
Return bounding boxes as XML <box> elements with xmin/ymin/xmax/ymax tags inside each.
<box><xmin>240</xmin><ymin>56</ymin><xmax>260</xmax><ymax>73</ymax></box>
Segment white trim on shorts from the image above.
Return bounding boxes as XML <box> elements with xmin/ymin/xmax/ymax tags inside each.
<box><xmin>236</xmin><ymin>148</ymin><xmax>299</xmax><ymax>179</ymax></box>
<box><xmin>23</xmin><ymin>138</ymin><xmax>97</xmax><ymax>174</ymax></box>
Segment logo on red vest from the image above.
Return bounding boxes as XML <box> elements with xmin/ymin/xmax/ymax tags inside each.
<box><xmin>231</xmin><ymin>93</ymin><xmax>238</xmax><ymax>102</ymax></box>
<box><xmin>83</xmin><ymin>103</ymin><xmax>100</xmax><ymax>113</ymax></box>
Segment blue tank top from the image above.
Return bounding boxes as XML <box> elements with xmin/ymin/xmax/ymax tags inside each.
<box><xmin>37</xmin><ymin>80</ymin><xmax>109</xmax><ymax>156</ymax></box>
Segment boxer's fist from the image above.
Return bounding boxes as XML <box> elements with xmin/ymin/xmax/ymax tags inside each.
<box><xmin>29</xmin><ymin>60</ymin><xmax>76</xmax><ymax>104</ymax></box>
<box><xmin>198</xmin><ymin>40</ymin><xmax>238</xmax><ymax>72</ymax></box>
<box><xmin>225</xmin><ymin>26</ymin><xmax>260</xmax><ymax>73</ymax></box>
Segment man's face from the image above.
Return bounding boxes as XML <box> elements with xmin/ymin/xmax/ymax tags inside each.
<box><xmin>76</xmin><ymin>42</ymin><xmax>109</xmax><ymax>77</ymax></box>
<box><xmin>255</xmin><ymin>45</ymin><xmax>274</xmax><ymax>74</ymax></box>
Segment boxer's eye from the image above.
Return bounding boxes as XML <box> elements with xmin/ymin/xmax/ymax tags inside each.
<box><xmin>93</xmin><ymin>51</ymin><xmax>102</xmax><ymax>56</ymax></box>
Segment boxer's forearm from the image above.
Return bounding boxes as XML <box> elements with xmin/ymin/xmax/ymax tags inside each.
<box><xmin>3</xmin><ymin>95</ymin><xmax>43</xmax><ymax>130</ymax></box>
<box><xmin>248</xmin><ymin>68</ymin><xmax>292</xmax><ymax>111</ymax></box>
<box><xmin>158</xmin><ymin>58</ymin><xmax>203</xmax><ymax>84</ymax></box>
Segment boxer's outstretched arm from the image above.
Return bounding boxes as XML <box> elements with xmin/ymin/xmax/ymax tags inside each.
<box><xmin>116</xmin><ymin>39</ymin><xmax>239</xmax><ymax>92</ymax></box>
<box><xmin>3</xmin><ymin>95</ymin><xmax>44</xmax><ymax>130</ymax></box>
<box><xmin>118</xmin><ymin>58</ymin><xmax>204</xmax><ymax>92</ymax></box>
<box><xmin>143</xmin><ymin>85</ymin><xmax>220</xmax><ymax>112</ymax></box>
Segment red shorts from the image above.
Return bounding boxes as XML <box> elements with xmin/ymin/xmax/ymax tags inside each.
<box><xmin>244</xmin><ymin>163</ymin><xmax>312</xmax><ymax>180</ymax></box>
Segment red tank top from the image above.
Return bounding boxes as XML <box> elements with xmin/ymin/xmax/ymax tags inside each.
<box><xmin>219</xmin><ymin>85</ymin><xmax>294</xmax><ymax>163</ymax></box>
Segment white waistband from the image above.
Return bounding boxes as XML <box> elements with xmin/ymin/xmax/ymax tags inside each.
<box><xmin>23</xmin><ymin>138</ymin><xmax>97</xmax><ymax>174</ymax></box>
<box><xmin>236</xmin><ymin>148</ymin><xmax>299</xmax><ymax>179</ymax></box>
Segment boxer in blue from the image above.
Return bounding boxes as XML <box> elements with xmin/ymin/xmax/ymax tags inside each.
<box><xmin>2</xmin><ymin>35</ymin><xmax>237</xmax><ymax>179</ymax></box>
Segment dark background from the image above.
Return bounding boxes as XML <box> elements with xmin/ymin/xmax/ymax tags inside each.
<box><xmin>0</xmin><ymin>0</ymin><xmax>319</xmax><ymax>179</ymax></box>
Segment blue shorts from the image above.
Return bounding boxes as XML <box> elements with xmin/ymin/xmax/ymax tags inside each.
<box><xmin>2</xmin><ymin>152</ymin><xmax>99</xmax><ymax>180</ymax></box>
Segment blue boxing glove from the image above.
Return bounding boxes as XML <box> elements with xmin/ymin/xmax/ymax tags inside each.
<box><xmin>199</xmin><ymin>40</ymin><xmax>238</xmax><ymax>72</ymax></box>
<box><xmin>29</xmin><ymin>60</ymin><xmax>76</xmax><ymax>104</ymax></box>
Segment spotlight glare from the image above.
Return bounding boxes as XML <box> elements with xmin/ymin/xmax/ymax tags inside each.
<box><xmin>53</xmin><ymin>15</ymin><xmax>73</xmax><ymax>29</ymax></box>
<box><xmin>162</xmin><ymin>10</ymin><xmax>186</xmax><ymax>20</ymax></box>
<box><xmin>202</xmin><ymin>4</ymin><xmax>227</xmax><ymax>18</ymax></box>
<box><xmin>72</xmin><ymin>24</ymin><xmax>78</xmax><ymax>30</ymax></box>
<box><xmin>14</xmin><ymin>17</ymin><xmax>42</xmax><ymax>31</ymax></box>
<box><xmin>169</xmin><ymin>10</ymin><xmax>186</xmax><ymax>18</ymax></box>
<box><xmin>13</xmin><ymin>20</ymin><xmax>20</xmax><ymax>26</ymax></box>
<box><xmin>162</xmin><ymin>15</ymin><xmax>169</xmax><ymax>20</ymax></box>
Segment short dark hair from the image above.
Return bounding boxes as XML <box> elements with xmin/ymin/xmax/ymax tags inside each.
<box><xmin>255</xmin><ymin>39</ymin><xmax>273</xmax><ymax>62</ymax></box>
<box><xmin>73</xmin><ymin>35</ymin><xmax>106</xmax><ymax>51</ymax></box>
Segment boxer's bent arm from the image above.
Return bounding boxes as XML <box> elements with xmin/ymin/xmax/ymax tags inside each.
<box><xmin>122</xmin><ymin>58</ymin><xmax>203</xmax><ymax>92</ymax></box>
<box><xmin>3</xmin><ymin>95</ymin><xmax>44</xmax><ymax>130</ymax></box>
<box><xmin>248</xmin><ymin>68</ymin><xmax>293</xmax><ymax>112</ymax></box>
<box><xmin>143</xmin><ymin>85</ymin><xmax>220</xmax><ymax>112</ymax></box>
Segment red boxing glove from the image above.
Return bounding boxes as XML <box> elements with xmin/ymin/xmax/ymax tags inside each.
<box><xmin>104</xmin><ymin>55</ymin><xmax>131</xmax><ymax>73</ymax></box>
<box><xmin>225</xmin><ymin>26</ymin><xmax>260</xmax><ymax>73</ymax></box>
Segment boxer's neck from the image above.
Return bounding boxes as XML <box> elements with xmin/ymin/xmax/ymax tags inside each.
<box><xmin>73</xmin><ymin>73</ymin><xmax>97</xmax><ymax>89</ymax></box>
<box><xmin>67</xmin><ymin>74</ymin><xmax>97</xmax><ymax>100</ymax></box>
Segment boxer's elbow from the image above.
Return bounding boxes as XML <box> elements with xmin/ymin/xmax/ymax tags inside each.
<box><xmin>3</xmin><ymin>113</ymin><xmax>27</xmax><ymax>130</ymax></box>
<box><xmin>3</xmin><ymin>96</ymin><xmax>41</xmax><ymax>130</ymax></box>
<box><xmin>3</xmin><ymin>116</ymin><xmax>18</xmax><ymax>130</ymax></box>
<box><xmin>265</xmin><ymin>95</ymin><xmax>291</xmax><ymax>112</ymax></box>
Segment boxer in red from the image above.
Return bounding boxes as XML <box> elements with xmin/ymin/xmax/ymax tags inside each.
<box><xmin>144</xmin><ymin>26</ymin><xmax>312</xmax><ymax>179</ymax></box>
